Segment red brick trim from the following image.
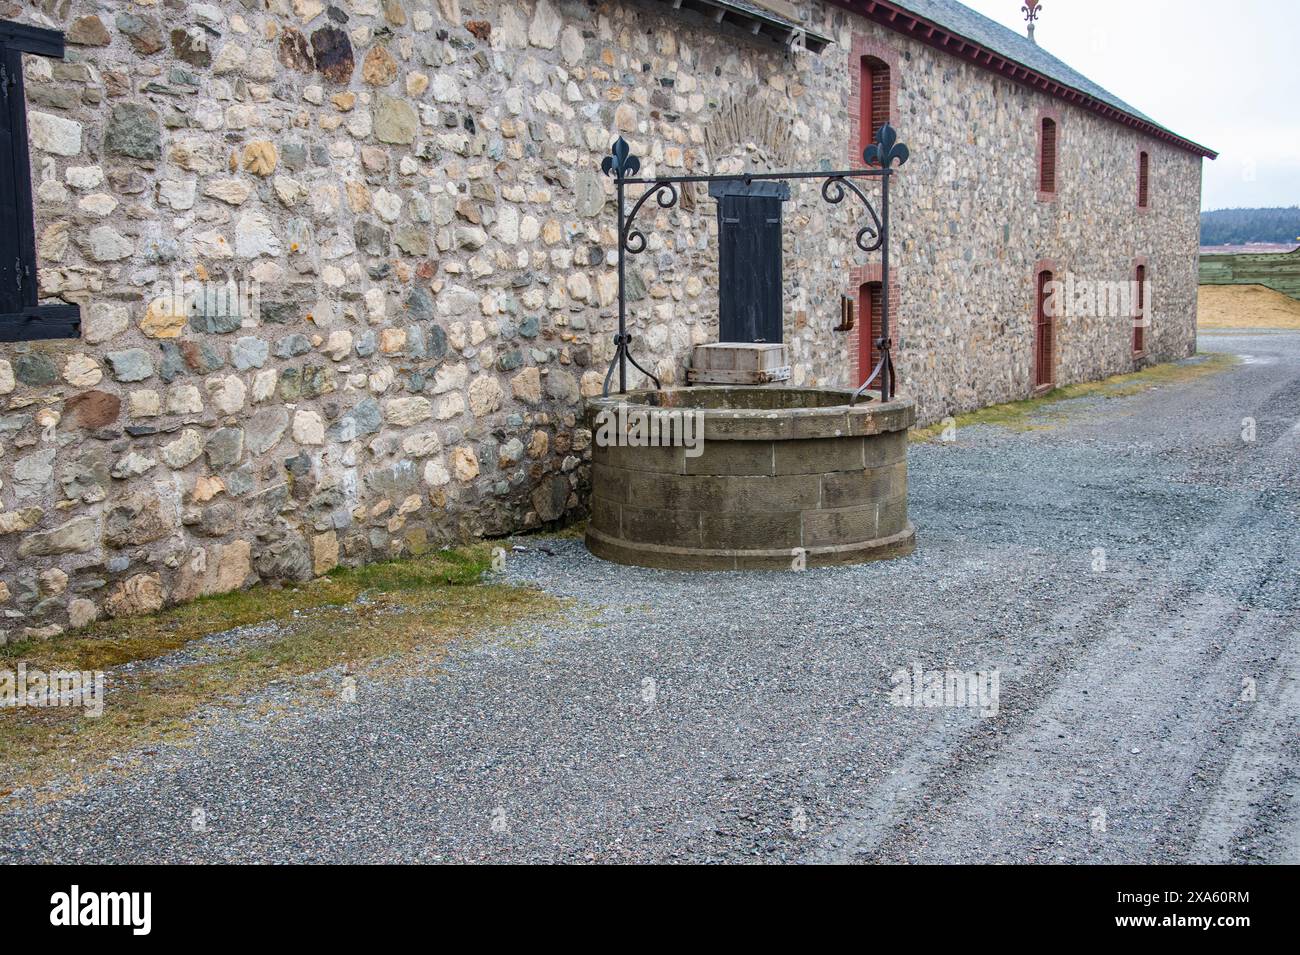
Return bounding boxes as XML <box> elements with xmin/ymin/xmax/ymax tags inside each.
<box><xmin>1033</xmin><ymin>257</ymin><xmax>1060</xmax><ymax>277</ymax></box>
<box><xmin>1032</xmin><ymin>256</ymin><xmax>1060</xmax><ymax>318</ymax></box>
<box><xmin>847</xmin><ymin>34</ymin><xmax>901</xmax><ymax>168</ymax></box>
<box><xmin>1032</xmin><ymin>258</ymin><xmax>1059</xmax><ymax>393</ymax></box>
<box><xmin>846</xmin><ymin>263</ymin><xmax>879</xmax><ymax>385</ymax></box>
<box><xmin>1135</xmin><ymin>146</ymin><xmax>1151</xmax><ymax>214</ymax></box>
<box><xmin>1132</xmin><ymin>254</ymin><xmax>1150</xmax><ymax>357</ymax></box>
<box><xmin>826</xmin><ymin>0</ymin><xmax>1216</xmax><ymax>159</ymax></box>
<box><xmin>1036</xmin><ymin>107</ymin><xmax>1061</xmax><ymax>204</ymax></box>
<box><xmin>844</xmin><ymin>34</ymin><xmax>904</xmax><ymax>388</ymax></box>
<box><xmin>846</xmin><ymin>263</ymin><xmax>904</xmax><ymax>386</ymax></box>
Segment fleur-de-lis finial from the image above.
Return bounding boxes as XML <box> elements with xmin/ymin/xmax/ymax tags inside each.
<box><xmin>863</xmin><ymin>123</ymin><xmax>909</xmax><ymax>169</ymax></box>
<box><xmin>1022</xmin><ymin>1</ymin><xmax>1042</xmax><ymax>41</ymax></box>
<box><xmin>601</xmin><ymin>137</ymin><xmax>641</xmax><ymax>179</ymax></box>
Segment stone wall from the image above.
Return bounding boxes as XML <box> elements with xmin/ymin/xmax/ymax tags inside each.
<box><xmin>875</xmin><ymin>27</ymin><xmax>1204</xmax><ymax>418</ymax></box>
<box><xmin>0</xmin><ymin>0</ymin><xmax>1202</xmax><ymax>640</ymax></box>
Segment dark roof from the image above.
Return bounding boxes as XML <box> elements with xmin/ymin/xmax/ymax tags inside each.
<box><xmin>893</xmin><ymin>0</ymin><xmax>1158</xmax><ymax>119</ymax></box>
<box><xmin>656</xmin><ymin>0</ymin><xmax>834</xmax><ymax>53</ymax></box>
<box><xmin>833</xmin><ymin>0</ymin><xmax>1215</xmax><ymax>157</ymax></box>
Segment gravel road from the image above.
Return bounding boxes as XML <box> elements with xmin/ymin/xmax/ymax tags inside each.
<box><xmin>2</xmin><ymin>330</ymin><xmax>1297</xmax><ymax>864</ymax></box>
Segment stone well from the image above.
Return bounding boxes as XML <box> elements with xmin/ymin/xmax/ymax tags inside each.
<box><xmin>585</xmin><ymin>386</ymin><xmax>916</xmax><ymax>570</ymax></box>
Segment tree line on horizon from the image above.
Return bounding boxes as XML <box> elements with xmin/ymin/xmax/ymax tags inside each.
<box><xmin>1201</xmin><ymin>206</ymin><xmax>1300</xmax><ymax>246</ymax></box>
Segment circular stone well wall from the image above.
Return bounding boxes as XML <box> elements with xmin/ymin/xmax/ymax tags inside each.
<box><xmin>585</xmin><ymin>386</ymin><xmax>916</xmax><ymax>571</ymax></box>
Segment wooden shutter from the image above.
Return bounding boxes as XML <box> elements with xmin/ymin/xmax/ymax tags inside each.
<box><xmin>712</xmin><ymin>180</ymin><xmax>789</xmax><ymax>345</ymax></box>
<box><xmin>0</xmin><ymin>20</ymin><xmax>80</xmax><ymax>341</ymax></box>
<box><xmin>858</xmin><ymin>281</ymin><xmax>884</xmax><ymax>386</ymax></box>
<box><xmin>1035</xmin><ymin>270</ymin><xmax>1054</xmax><ymax>387</ymax></box>
<box><xmin>868</xmin><ymin>283</ymin><xmax>883</xmax><ymax>372</ymax></box>
<box><xmin>871</xmin><ymin>66</ymin><xmax>889</xmax><ymax>141</ymax></box>
<box><xmin>1134</xmin><ymin>265</ymin><xmax>1146</xmax><ymax>352</ymax></box>
<box><xmin>1138</xmin><ymin>151</ymin><xmax>1149</xmax><ymax>207</ymax></box>
<box><xmin>1040</xmin><ymin>118</ymin><xmax>1057</xmax><ymax>194</ymax></box>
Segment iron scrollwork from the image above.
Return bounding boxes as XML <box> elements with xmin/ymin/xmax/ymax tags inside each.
<box><xmin>821</xmin><ymin>176</ymin><xmax>884</xmax><ymax>253</ymax></box>
<box><xmin>601</xmin><ymin>332</ymin><xmax>661</xmax><ymax>396</ymax></box>
<box><xmin>598</xmin><ymin>126</ymin><xmax>911</xmax><ymax>401</ymax></box>
<box><xmin>621</xmin><ymin>180</ymin><xmax>678</xmax><ymax>255</ymax></box>
<box><xmin>603</xmin><ymin>136</ymin><xmax>663</xmax><ymax>395</ymax></box>
<box><xmin>819</xmin><ymin>122</ymin><xmax>908</xmax><ymax>253</ymax></box>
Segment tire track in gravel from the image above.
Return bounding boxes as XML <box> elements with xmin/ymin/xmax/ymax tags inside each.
<box><xmin>1189</xmin><ymin>633</ymin><xmax>1300</xmax><ymax>863</ymax></box>
<box><xmin>813</xmin><ymin>336</ymin><xmax>1300</xmax><ymax>864</ymax></box>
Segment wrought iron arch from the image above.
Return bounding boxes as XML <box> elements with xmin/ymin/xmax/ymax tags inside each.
<box><xmin>601</xmin><ymin>123</ymin><xmax>910</xmax><ymax>403</ymax></box>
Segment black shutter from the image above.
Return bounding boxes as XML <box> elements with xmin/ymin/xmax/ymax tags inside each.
<box><xmin>710</xmin><ymin>179</ymin><xmax>789</xmax><ymax>344</ymax></box>
<box><xmin>0</xmin><ymin>20</ymin><xmax>80</xmax><ymax>341</ymax></box>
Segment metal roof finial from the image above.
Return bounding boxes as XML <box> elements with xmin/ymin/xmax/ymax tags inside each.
<box><xmin>1023</xmin><ymin>0</ymin><xmax>1042</xmax><ymax>43</ymax></box>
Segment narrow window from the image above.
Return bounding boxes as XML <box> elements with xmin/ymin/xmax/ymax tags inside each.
<box><xmin>1137</xmin><ymin>151</ymin><xmax>1150</xmax><ymax>208</ymax></box>
<box><xmin>1035</xmin><ymin>270</ymin><xmax>1054</xmax><ymax>388</ymax></box>
<box><xmin>858</xmin><ymin>281</ymin><xmax>883</xmax><ymax>387</ymax></box>
<box><xmin>0</xmin><ymin>20</ymin><xmax>80</xmax><ymax>340</ymax></box>
<box><xmin>1133</xmin><ymin>264</ymin><xmax>1147</xmax><ymax>353</ymax></box>
<box><xmin>1039</xmin><ymin>117</ymin><xmax>1057</xmax><ymax>195</ymax></box>
<box><xmin>860</xmin><ymin>56</ymin><xmax>890</xmax><ymax>158</ymax></box>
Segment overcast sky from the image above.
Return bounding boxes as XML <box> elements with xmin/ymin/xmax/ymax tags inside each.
<box><xmin>957</xmin><ymin>0</ymin><xmax>1299</xmax><ymax>210</ymax></box>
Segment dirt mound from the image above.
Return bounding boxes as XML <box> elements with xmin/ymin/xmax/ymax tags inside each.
<box><xmin>1199</xmin><ymin>284</ymin><xmax>1300</xmax><ymax>329</ymax></box>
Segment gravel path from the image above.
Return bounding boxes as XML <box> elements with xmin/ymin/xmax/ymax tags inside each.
<box><xmin>2</xmin><ymin>330</ymin><xmax>1297</xmax><ymax>864</ymax></box>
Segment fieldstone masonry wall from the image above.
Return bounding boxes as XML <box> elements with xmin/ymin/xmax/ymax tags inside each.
<box><xmin>0</xmin><ymin>0</ymin><xmax>1201</xmax><ymax>640</ymax></box>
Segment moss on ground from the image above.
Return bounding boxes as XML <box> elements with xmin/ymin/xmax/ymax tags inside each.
<box><xmin>538</xmin><ymin>519</ymin><xmax>587</xmax><ymax>540</ymax></box>
<box><xmin>0</xmin><ymin>544</ymin><xmax>564</xmax><ymax>797</ymax></box>
<box><xmin>911</xmin><ymin>352</ymin><xmax>1238</xmax><ymax>441</ymax></box>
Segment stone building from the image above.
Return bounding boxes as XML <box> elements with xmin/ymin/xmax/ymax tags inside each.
<box><xmin>0</xmin><ymin>0</ymin><xmax>1211</xmax><ymax>638</ymax></box>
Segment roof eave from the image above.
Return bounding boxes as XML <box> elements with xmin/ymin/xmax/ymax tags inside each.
<box><xmin>660</xmin><ymin>0</ymin><xmax>834</xmax><ymax>53</ymax></box>
<box><xmin>828</xmin><ymin>0</ymin><xmax>1218</xmax><ymax>159</ymax></box>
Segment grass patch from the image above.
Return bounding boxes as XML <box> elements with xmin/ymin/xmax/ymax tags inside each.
<box><xmin>0</xmin><ymin>545</ymin><xmax>495</xmax><ymax>673</ymax></box>
<box><xmin>0</xmin><ymin>544</ymin><xmax>564</xmax><ymax>797</ymax></box>
<box><xmin>911</xmin><ymin>352</ymin><xmax>1238</xmax><ymax>441</ymax></box>
<box><xmin>537</xmin><ymin>518</ymin><xmax>588</xmax><ymax>541</ymax></box>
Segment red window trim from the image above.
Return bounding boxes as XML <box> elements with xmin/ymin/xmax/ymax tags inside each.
<box><xmin>1032</xmin><ymin>258</ymin><xmax>1058</xmax><ymax>391</ymax></box>
<box><xmin>847</xmin><ymin>263</ymin><xmax>898</xmax><ymax>387</ymax></box>
<box><xmin>858</xmin><ymin>279</ymin><xmax>884</xmax><ymax>385</ymax></box>
<box><xmin>1132</xmin><ymin>255</ymin><xmax>1150</xmax><ymax>355</ymax></box>
<box><xmin>1136</xmin><ymin>148</ymin><xmax>1151</xmax><ymax>212</ymax></box>
<box><xmin>845</xmin><ymin>35</ymin><xmax>904</xmax><ymax>391</ymax></box>
<box><xmin>826</xmin><ymin>0</ymin><xmax>1216</xmax><ymax>159</ymax></box>
<box><xmin>860</xmin><ymin>56</ymin><xmax>891</xmax><ymax>161</ymax></box>
<box><xmin>1037</xmin><ymin>109</ymin><xmax>1060</xmax><ymax>203</ymax></box>
<box><xmin>846</xmin><ymin>35</ymin><xmax>900</xmax><ymax>169</ymax></box>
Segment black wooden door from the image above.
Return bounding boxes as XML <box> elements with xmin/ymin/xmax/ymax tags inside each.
<box><xmin>711</xmin><ymin>180</ymin><xmax>789</xmax><ymax>344</ymax></box>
